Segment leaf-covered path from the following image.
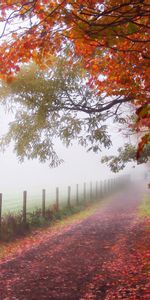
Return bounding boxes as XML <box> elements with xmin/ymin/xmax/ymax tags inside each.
<box><xmin>0</xmin><ymin>186</ymin><xmax>149</xmax><ymax>300</ymax></box>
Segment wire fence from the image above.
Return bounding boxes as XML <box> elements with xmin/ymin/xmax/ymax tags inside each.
<box><xmin>0</xmin><ymin>175</ymin><xmax>130</xmax><ymax>221</ymax></box>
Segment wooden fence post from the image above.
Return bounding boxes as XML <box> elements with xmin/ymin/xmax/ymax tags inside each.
<box><xmin>90</xmin><ymin>182</ymin><xmax>92</xmax><ymax>201</ymax></box>
<box><xmin>42</xmin><ymin>189</ymin><xmax>46</xmax><ymax>218</ymax></box>
<box><xmin>67</xmin><ymin>186</ymin><xmax>71</xmax><ymax>208</ymax></box>
<box><xmin>76</xmin><ymin>184</ymin><xmax>79</xmax><ymax>205</ymax></box>
<box><xmin>96</xmin><ymin>181</ymin><xmax>98</xmax><ymax>199</ymax></box>
<box><xmin>56</xmin><ymin>187</ymin><xmax>59</xmax><ymax>211</ymax></box>
<box><xmin>105</xmin><ymin>179</ymin><xmax>108</xmax><ymax>196</ymax></box>
<box><xmin>23</xmin><ymin>191</ymin><xmax>27</xmax><ymax>224</ymax></box>
<box><xmin>106</xmin><ymin>180</ymin><xmax>109</xmax><ymax>194</ymax></box>
<box><xmin>112</xmin><ymin>178</ymin><xmax>115</xmax><ymax>191</ymax></box>
<box><xmin>114</xmin><ymin>178</ymin><xmax>116</xmax><ymax>190</ymax></box>
<box><xmin>84</xmin><ymin>182</ymin><xmax>86</xmax><ymax>202</ymax></box>
<box><xmin>0</xmin><ymin>193</ymin><xmax>2</xmax><ymax>238</ymax></box>
<box><xmin>100</xmin><ymin>181</ymin><xmax>103</xmax><ymax>198</ymax></box>
<box><xmin>101</xmin><ymin>181</ymin><xmax>103</xmax><ymax>198</ymax></box>
<box><xmin>102</xmin><ymin>181</ymin><xmax>105</xmax><ymax>196</ymax></box>
<box><xmin>107</xmin><ymin>179</ymin><xmax>111</xmax><ymax>194</ymax></box>
<box><xmin>99</xmin><ymin>181</ymin><xmax>102</xmax><ymax>198</ymax></box>
<box><xmin>111</xmin><ymin>179</ymin><xmax>113</xmax><ymax>191</ymax></box>
<box><xmin>110</xmin><ymin>178</ymin><xmax>112</xmax><ymax>192</ymax></box>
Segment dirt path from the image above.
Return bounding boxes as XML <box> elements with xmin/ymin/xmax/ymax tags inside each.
<box><xmin>0</xmin><ymin>185</ymin><xmax>149</xmax><ymax>299</ymax></box>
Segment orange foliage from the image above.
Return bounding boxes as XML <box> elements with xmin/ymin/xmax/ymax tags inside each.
<box><xmin>0</xmin><ymin>0</ymin><xmax>149</xmax><ymax>152</ymax></box>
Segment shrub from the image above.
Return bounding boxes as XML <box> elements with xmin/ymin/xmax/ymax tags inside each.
<box><xmin>1</xmin><ymin>213</ymin><xmax>29</xmax><ymax>242</ymax></box>
<box><xmin>0</xmin><ymin>203</ymin><xmax>85</xmax><ymax>242</ymax></box>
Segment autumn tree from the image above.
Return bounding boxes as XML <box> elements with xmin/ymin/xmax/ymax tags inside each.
<box><xmin>0</xmin><ymin>58</ymin><xmax>119</xmax><ymax>166</ymax></box>
<box><xmin>0</xmin><ymin>0</ymin><xmax>149</xmax><ymax>161</ymax></box>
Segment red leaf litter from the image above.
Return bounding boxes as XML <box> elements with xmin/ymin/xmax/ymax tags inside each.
<box><xmin>0</xmin><ymin>186</ymin><xmax>149</xmax><ymax>299</ymax></box>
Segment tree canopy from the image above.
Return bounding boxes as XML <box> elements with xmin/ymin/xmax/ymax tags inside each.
<box><xmin>0</xmin><ymin>58</ymin><xmax>119</xmax><ymax>166</ymax></box>
<box><xmin>0</xmin><ymin>0</ymin><xmax>149</xmax><ymax>163</ymax></box>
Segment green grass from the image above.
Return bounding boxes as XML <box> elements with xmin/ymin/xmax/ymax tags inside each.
<box><xmin>138</xmin><ymin>194</ymin><xmax>150</xmax><ymax>217</ymax></box>
<box><xmin>1</xmin><ymin>187</ymin><xmax>89</xmax><ymax>215</ymax></box>
<box><xmin>0</xmin><ymin>201</ymin><xmax>94</xmax><ymax>242</ymax></box>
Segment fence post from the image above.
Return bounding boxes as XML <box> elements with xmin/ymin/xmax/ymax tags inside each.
<box><xmin>103</xmin><ymin>181</ymin><xmax>105</xmax><ymax>197</ymax></box>
<box><xmin>23</xmin><ymin>191</ymin><xmax>27</xmax><ymax>224</ymax></box>
<box><xmin>112</xmin><ymin>178</ymin><xmax>114</xmax><ymax>191</ymax></box>
<box><xmin>111</xmin><ymin>178</ymin><xmax>113</xmax><ymax>191</ymax></box>
<box><xmin>108</xmin><ymin>179</ymin><xmax>111</xmax><ymax>194</ymax></box>
<box><xmin>42</xmin><ymin>189</ymin><xmax>46</xmax><ymax>218</ymax></box>
<box><xmin>76</xmin><ymin>184</ymin><xmax>79</xmax><ymax>205</ymax></box>
<box><xmin>101</xmin><ymin>181</ymin><xmax>103</xmax><ymax>198</ymax></box>
<box><xmin>96</xmin><ymin>181</ymin><xmax>98</xmax><ymax>200</ymax></box>
<box><xmin>99</xmin><ymin>181</ymin><xmax>102</xmax><ymax>198</ymax></box>
<box><xmin>90</xmin><ymin>182</ymin><xmax>92</xmax><ymax>201</ymax></box>
<box><xmin>101</xmin><ymin>181</ymin><xmax>103</xmax><ymax>196</ymax></box>
<box><xmin>0</xmin><ymin>193</ymin><xmax>2</xmax><ymax>238</ymax></box>
<box><xmin>56</xmin><ymin>187</ymin><xmax>59</xmax><ymax>211</ymax></box>
<box><xmin>67</xmin><ymin>186</ymin><xmax>71</xmax><ymax>208</ymax></box>
<box><xmin>104</xmin><ymin>180</ymin><xmax>107</xmax><ymax>196</ymax></box>
<box><xmin>114</xmin><ymin>178</ymin><xmax>116</xmax><ymax>190</ymax></box>
<box><xmin>84</xmin><ymin>182</ymin><xmax>86</xmax><ymax>202</ymax></box>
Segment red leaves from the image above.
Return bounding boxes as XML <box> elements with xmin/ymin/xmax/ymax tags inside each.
<box><xmin>81</xmin><ymin>219</ymin><xmax>150</xmax><ymax>300</ymax></box>
<box><xmin>136</xmin><ymin>134</ymin><xmax>150</xmax><ymax>160</ymax></box>
<box><xmin>135</xmin><ymin>103</ymin><xmax>150</xmax><ymax>160</ymax></box>
<box><xmin>0</xmin><ymin>1</ymin><xmax>149</xmax><ymax>162</ymax></box>
<box><xmin>136</xmin><ymin>104</ymin><xmax>150</xmax><ymax>131</ymax></box>
<box><xmin>134</xmin><ymin>101</ymin><xmax>150</xmax><ymax>160</ymax></box>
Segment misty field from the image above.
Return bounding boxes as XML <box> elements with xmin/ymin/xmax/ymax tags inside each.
<box><xmin>1</xmin><ymin>182</ymin><xmax>93</xmax><ymax>215</ymax></box>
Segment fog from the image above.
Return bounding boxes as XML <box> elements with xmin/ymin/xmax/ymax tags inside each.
<box><xmin>0</xmin><ymin>107</ymin><xmax>147</xmax><ymax>197</ymax></box>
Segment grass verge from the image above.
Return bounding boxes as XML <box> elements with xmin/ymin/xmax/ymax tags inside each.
<box><xmin>0</xmin><ymin>204</ymin><xmax>86</xmax><ymax>242</ymax></box>
<box><xmin>0</xmin><ymin>192</ymin><xmax>111</xmax><ymax>243</ymax></box>
<box><xmin>138</xmin><ymin>194</ymin><xmax>150</xmax><ymax>217</ymax></box>
<box><xmin>137</xmin><ymin>193</ymin><xmax>150</xmax><ymax>277</ymax></box>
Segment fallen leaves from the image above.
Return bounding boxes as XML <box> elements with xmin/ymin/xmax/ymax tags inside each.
<box><xmin>0</xmin><ymin>187</ymin><xmax>149</xmax><ymax>299</ymax></box>
<box><xmin>0</xmin><ymin>201</ymin><xmax>100</xmax><ymax>262</ymax></box>
<box><xmin>81</xmin><ymin>218</ymin><xmax>150</xmax><ymax>300</ymax></box>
